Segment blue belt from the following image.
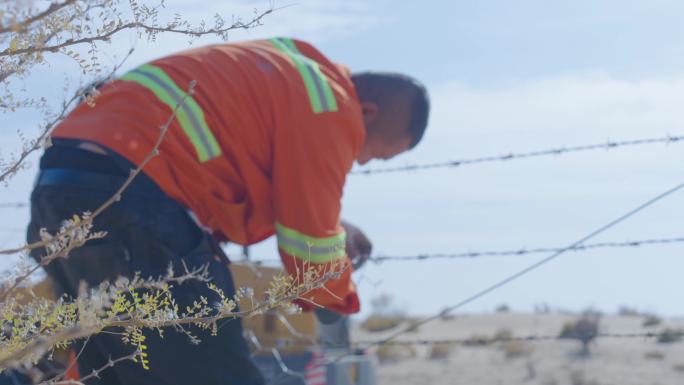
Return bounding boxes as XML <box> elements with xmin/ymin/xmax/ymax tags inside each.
<box><xmin>36</xmin><ymin>168</ymin><xmax>163</xmax><ymax>196</ymax></box>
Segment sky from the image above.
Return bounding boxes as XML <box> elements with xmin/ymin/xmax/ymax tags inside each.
<box><xmin>2</xmin><ymin>0</ymin><xmax>684</xmax><ymax>319</ymax></box>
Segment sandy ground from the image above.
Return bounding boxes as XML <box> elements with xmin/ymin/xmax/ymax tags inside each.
<box><xmin>351</xmin><ymin>313</ymin><xmax>684</xmax><ymax>385</ymax></box>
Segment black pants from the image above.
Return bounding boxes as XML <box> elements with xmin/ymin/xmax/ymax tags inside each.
<box><xmin>27</xmin><ymin>143</ymin><xmax>264</xmax><ymax>385</ymax></box>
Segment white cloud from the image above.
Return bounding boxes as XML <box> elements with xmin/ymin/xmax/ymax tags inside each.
<box><xmin>425</xmin><ymin>72</ymin><xmax>684</xmax><ymax>153</ymax></box>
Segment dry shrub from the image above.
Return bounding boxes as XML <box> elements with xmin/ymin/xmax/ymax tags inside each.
<box><xmin>492</xmin><ymin>328</ymin><xmax>513</xmax><ymax>342</ymax></box>
<box><xmin>361</xmin><ymin>316</ymin><xmax>402</xmax><ymax>333</ymax></box>
<box><xmin>644</xmin><ymin>351</ymin><xmax>666</xmax><ymax>360</ymax></box>
<box><xmin>569</xmin><ymin>370</ymin><xmax>599</xmax><ymax>385</ymax></box>
<box><xmin>569</xmin><ymin>370</ymin><xmax>585</xmax><ymax>385</ymax></box>
<box><xmin>559</xmin><ymin>317</ymin><xmax>599</xmax><ymax>356</ymax></box>
<box><xmin>657</xmin><ymin>328</ymin><xmax>684</xmax><ymax>344</ymax></box>
<box><xmin>503</xmin><ymin>340</ymin><xmax>534</xmax><ymax>359</ymax></box>
<box><xmin>463</xmin><ymin>333</ymin><xmax>492</xmax><ymax>347</ymax></box>
<box><xmin>673</xmin><ymin>363</ymin><xmax>684</xmax><ymax>373</ymax></box>
<box><xmin>405</xmin><ymin>319</ymin><xmax>421</xmax><ymax>333</ymax></box>
<box><xmin>642</xmin><ymin>315</ymin><xmax>663</xmax><ymax>327</ymax></box>
<box><xmin>618</xmin><ymin>305</ymin><xmax>641</xmax><ymax>317</ymax></box>
<box><xmin>428</xmin><ymin>342</ymin><xmax>454</xmax><ymax>360</ymax></box>
<box><xmin>375</xmin><ymin>344</ymin><xmax>416</xmax><ymax>364</ymax></box>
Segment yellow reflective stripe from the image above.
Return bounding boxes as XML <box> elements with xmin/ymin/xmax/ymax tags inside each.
<box><xmin>275</xmin><ymin>222</ymin><xmax>346</xmax><ymax>263</ymax></box>
<box><xmin>120</xmin><ymin>64</ymin><xmax>221</xmax><ymax>162</ymax></box>
<box><xmin>270</xmin><ymin>37</ymin><xmax>338</xmax><ymax>114</ymax></box>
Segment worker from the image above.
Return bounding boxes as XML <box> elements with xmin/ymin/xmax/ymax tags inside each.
<box><xmin>27</xmin><ymin>37</ymin><xmax>429</xmax><ymax>385</ymax></box>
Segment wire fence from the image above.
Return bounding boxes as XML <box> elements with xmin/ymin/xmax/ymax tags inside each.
<box><xmin>354</xmin><ymin>332</ymin><xmax>662</xmax><ymax>347</ymax></box>
<box><xmin>253</xmin><ymin>330</ymin><xmax>665</xmax><ymax>349</ymax></box>
<box><xmin>371</xmin><ymin>236</ymin><xmax>684</xmax><ymax>262</ymax></box>
<box><xmin>239</xmin><ymin>309</ymin><xmax>679</xmax><ymax>383</ymax></box>
<box><xmin>253</xmin><ymin>236</ymin><xmax>684</xmax><ymax>266</ymax></box>
<box><xmin>352</xmin><ymin>134</ymin><xmax>684</xmax><ymax>175</ymax></box>
<box><xmin>245</xmin><ymin>313</ymin><xmax>330</xmax><ymax>385</ymax></box>
<box><xmin>244</xmin><ymin>328</ymin><xmax>308</xmax><ymax>385</ymax></box>
<box><xmin>242</xmin><ymin>310</ymin><xmax>668</xmax><ymax>369</ymax></box>
<box><xmin>0</xmin><ymin>202</ymin><xmax>27</xmax><ymax>209</ymax></box>
<box><xmin>364</xmin><ymin>177</ymin><xmax>684</xmax><ymax>349</ymax></box>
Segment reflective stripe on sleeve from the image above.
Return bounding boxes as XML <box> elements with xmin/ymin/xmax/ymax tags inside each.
<box><xmin>275</xmin><ymin>222</ymin><xmax>346</xmax><ymax>263</ymax></box>
<box><xmin>120</xmin><ymin>64</ymin><xmax>222</xmax><ymax>162</ymax></box>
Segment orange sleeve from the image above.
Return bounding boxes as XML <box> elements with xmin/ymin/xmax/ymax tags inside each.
<box><xmin>272</xmin><ymin>107</ymin><xmax>362</xmax><ymax>314</ymax></box>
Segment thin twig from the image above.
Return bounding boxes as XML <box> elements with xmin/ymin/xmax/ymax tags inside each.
<box><xmin>0</xmin><ymin>9</ymin><xmax>273</xmax><ymax>58</ymax></box>
<box><xmin>371</xmin><ymin>236</ymin><xmax>684</xmax><ymax>262</ymax></box>
<box><xmin>0</xmin><ymin>0</ymin><xmax>78</xmax><ymax>34</ymax></box>
<box><xmin>0</xmin><ymin>46</ymin><xmax>133</xmax><ymax>184</ymax></box>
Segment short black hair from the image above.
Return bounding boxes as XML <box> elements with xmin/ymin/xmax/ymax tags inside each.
<box><xmin>351</xmin><ymin>72</ymin><xmax>430</xmax><ymax>148</ymax></box>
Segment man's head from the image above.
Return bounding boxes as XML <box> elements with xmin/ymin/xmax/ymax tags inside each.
<box><xmin>351</xmin><ymin>72</ymin><xmax>429</xmax><ymax>165</ymax></box>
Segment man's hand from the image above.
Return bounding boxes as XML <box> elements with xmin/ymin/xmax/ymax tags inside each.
<box><xmin>341</xmin><ymin>219</ymin><xmax>372</xmax><ymax>269</ymax></box>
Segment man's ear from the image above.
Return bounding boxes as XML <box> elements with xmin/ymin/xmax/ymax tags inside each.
<box><xmin>360</xmin><ymin>101</ymin><xmax>379</xmax><ymax>125</ymax></box>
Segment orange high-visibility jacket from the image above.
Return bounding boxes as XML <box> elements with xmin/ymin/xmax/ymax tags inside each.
<box><xmin>53</xmin><ymin>38</ymin><xmax>365</xmax><ymax>314</ymax></box>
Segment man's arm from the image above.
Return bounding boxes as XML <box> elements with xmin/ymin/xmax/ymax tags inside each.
<box><xmin>271</xmin><ymin>108</ymin><xmax>363</xmax><ymax>314</ymax></box>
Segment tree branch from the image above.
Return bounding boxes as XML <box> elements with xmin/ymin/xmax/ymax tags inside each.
<box><xmin>0</xmin><ymin>0</ymin><xmax>78</xmax><ymax>34</ymax></box>
<box><xmin>0</xmin><ymin>46</ymin><xmax>133</xmax><ymax>184</ymax></box>
<box><xmin>0</xmin><ymin>265</ymin><xmax>345</xmax><ymax>370</ymax></box>
<box><xmin>0</xmin><ymin>8</ymin><xmax>273</xmax><ymax>58</ymax></box>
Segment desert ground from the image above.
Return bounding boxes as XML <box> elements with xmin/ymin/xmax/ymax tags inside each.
<box><xmin>351</xmin><ymin>312</ymin><xmax>684</xmax><ymax>385</ymax></box>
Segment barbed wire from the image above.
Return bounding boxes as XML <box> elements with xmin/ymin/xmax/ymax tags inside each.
<box><xmin>253</xmin><ymin>236</ymin><xmax>684</xmax><ymax>266</ymax></box>
<box><xmin>354</xmin><ymin>332</ymin><xmax>661</xmax><ymax>346</ymax></box>
<box><xmin>257</xmin><ymin>302</ymin><xmax>669</xmax><ymax>348</ymax></box>
<box><xmin>0</xmin><ymin>202</ymin><xmax>27</xmax><ymax>209</ymax></box>
<box><xmin>248</xmin><ymin>312</ymin><xmax>668</xmax><ymax>373</ymax></box>
<box><xmin>364</xmin><ymin>176</ymin><xmax>684</xmax><ymax>350</ymax></box>
<box><xmin>244</xmin><ymin>328</ymin><xmax>307</xmax><ymax>385</ymax></box>
<box><xmin>371</xmin><ymin>236</ymin><xmax>684</xmax><ymax>262</ymax></box>
<box><xmin>256</xmin><ymin>331</ymin><xmax>664</xmax><ymax>349</ymax></box>
<box><xmin>352</xmin><ymin>134</ymin><xmax>684</xmax><ymax>175</ymax></box>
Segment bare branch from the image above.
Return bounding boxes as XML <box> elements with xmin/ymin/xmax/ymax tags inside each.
<box><xmin>0</xmin><ymin>0</ymin><xmax>78</xmax><ymax>34</ymax></box>
<box><xmin>0</xmin><ymin>47</ymin><xmax>133</xmax><ymax>184</ymax></box>
<box><xmin>0</xmin><ymin>8</ymin><xmax>273</xmax><ymax>58</ymax></box>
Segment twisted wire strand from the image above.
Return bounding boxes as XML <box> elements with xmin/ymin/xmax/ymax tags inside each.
<box><xmin>352</xmin><ymin>134</ymin><xmax>684</xmax><ymax>175</ymax></box>
<box><xmin>354</xmin><ymin>332</ymin><xmax>661</xmax><ymax>346</ymax></box>
<box><xmin>372</xmin><ymin>237</ymin><xmax>684</xmax><ymax>262</ymax></box>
